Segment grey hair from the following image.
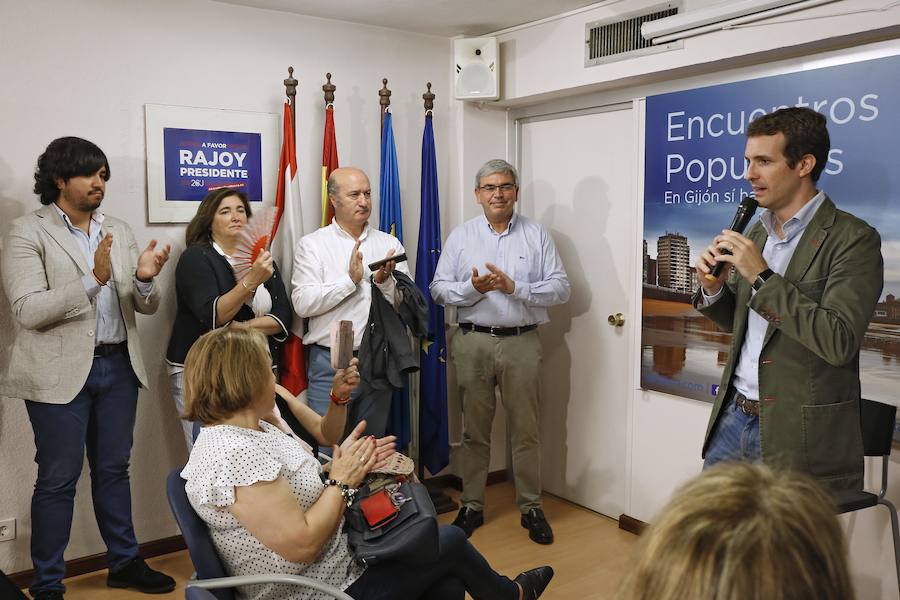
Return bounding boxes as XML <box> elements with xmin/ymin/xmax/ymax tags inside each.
<box><xmin>474</xmin><ymin>159</ymin><xmax>518</xmax><ymax>189</ymax></box>
<box><xmin>326</xmin><ymin>171</ymin><xmax>340</xmax><ymax>197</ymax></box>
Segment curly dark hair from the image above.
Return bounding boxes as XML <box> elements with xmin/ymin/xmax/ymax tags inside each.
<box><xmin>185</xmin><ymin>188</ymin><xmax>253</xmax><ymax>246</ymax></box>
<box><xmin>747</xmin><ymin>107</ymin><xmax>830</xmax><ymax>182</ymax></box>
<box><xmin>33</xmin><ymin>137</ymin><xmax>110</xmax><ymax>205</ymax></box>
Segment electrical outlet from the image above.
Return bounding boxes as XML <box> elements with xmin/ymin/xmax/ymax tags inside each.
<box><xmin>0</xmin><ymin>518</ymin><xmax>16</xmax><ymax>541</ymax></box>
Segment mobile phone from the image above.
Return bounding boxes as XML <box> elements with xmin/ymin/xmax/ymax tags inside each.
<box><xmin>330</xmin><ymin>320</ymin><xmax>354</xmax><ymax>369</ymax></box>
<box><xmin>367</xmin><ymin>253</ymin><xmax>407</xmax><ymax>272</ymax></box>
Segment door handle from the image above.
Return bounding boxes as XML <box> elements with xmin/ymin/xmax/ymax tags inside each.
<box><xmin>607</xmin><ymin>313</ymin><xmax>625</xmax><ymax>327</ymax></box>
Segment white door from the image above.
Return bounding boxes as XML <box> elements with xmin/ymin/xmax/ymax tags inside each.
<box><xmin>518</xmin><ymin>106</ymin><xmax>636</xmax><ymax>518</ymax></box>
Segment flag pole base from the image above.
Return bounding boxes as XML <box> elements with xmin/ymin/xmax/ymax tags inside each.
<box><xmin>422</xmin><ymin>474</ymin><xmax>461</xmax><ymax>515</ymax></box>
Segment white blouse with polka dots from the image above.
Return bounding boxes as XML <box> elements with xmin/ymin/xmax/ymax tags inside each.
<box><xmin>182</xmin><ymin>421</ymin><xmax>365</xmax><ymax>600</ymax></box>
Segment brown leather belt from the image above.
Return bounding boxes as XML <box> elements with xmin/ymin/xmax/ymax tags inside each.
<box><xmin>733</xmin><ymin>390</ymin><xmax>760</xmax><ymax>417</ymax></box>
<box><xmin>458</xmin><ymin>323</ymin><xmax>537</xmax><ymax>337</ymax></box>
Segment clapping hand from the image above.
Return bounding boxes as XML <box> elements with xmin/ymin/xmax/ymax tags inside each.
<box><xmin>339</xmin><ymin>420</ymin><xmax>398</xmax><ymax>471</ymax></box>
<box><xmin>136</xmin><ymin>239</ymin><xmax>171</xmax><ymax>282</ymax></box>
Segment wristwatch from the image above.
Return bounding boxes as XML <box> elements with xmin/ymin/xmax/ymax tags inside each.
<box><xmin>753</xmin><ymin>268</ymin><xmax>774</xmax><ymax>292</ymax></box>
<box><xmin>323</xmin><ymin>478</ymin><xmax>358</xmax><ymax>507</ymax></box>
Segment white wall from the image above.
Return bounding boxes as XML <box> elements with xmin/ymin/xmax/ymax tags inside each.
<box><xmin>0</xmin><ymin>0</ymin><xmax>451</xmax><ymax>574</ymax></box>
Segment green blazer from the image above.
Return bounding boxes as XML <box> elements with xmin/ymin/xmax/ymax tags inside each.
<box><xmin>698</xmin><ymin>196</ymin><xmax>883</xmax><ymax>491</ymax></box>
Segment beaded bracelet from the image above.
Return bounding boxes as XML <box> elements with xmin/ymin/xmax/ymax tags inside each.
<box><xmin>322</xmin><ymin>478</ymin><xmax>358</xmax><ymax>507</ymax></box>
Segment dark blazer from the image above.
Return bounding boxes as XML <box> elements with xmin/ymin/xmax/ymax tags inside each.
<box><xmin>166</xmin><ymin>244</ymin><xmax>292</xmax><ymax>366</ymax></box>
<box><xmin>698</xmin><ymin>196</ymin><xmax>883</xmax><ymax>491</ymax></box>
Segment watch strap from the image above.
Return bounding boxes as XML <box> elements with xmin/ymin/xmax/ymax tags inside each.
<box><xmin>753</xmin><ymin>268</ymin><xmax>774</xmax><ymax>291</ymax></box>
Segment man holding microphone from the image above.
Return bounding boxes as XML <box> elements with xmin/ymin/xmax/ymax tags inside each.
<box><xmin>694</xmin><ymin>107</ymin><xmax>883</xmax><ymax>491</ymax></box>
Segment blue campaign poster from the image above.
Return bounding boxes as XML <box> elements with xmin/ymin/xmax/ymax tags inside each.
<box><xmin>641</xmin><ymin>53</ymin><xmax>900</xmax><ymax>406</ymax></box>
<box><xmin>163</xmin><ymin>128</ymin><xmax>263</xmax><ymax>202</ymax></box>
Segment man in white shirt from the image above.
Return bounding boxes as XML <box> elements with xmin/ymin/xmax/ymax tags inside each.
<box><xmin>291</xmin><ymin>167</ymin><xmax>408</xmax><ymax>436</ymax></box>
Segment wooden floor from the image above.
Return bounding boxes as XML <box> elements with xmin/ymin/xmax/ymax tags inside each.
<box><xmin>40</xmin><ymin>481</ymin><xmax>640</xmax><ymax>599</ymax></box>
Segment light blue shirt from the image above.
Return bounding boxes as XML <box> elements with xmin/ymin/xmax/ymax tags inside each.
<box><xmin>430</xmin><ymin>213</ymin><xmax>570</xmax><ymax>327</ymax></box>
<box><xmin>705</xmin><ymin>191</ymin><xmax>826</xmax><ymax>401</ymax></box>
<box><xmin>52</xmin><ymin>203</ymin><xmax>152</xmax><ymax>345</ymax></box>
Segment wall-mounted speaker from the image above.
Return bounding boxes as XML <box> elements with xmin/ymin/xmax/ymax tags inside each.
<box><xmin>453</xmin><ymin>37</ymin><xmax>499</xmax><ymax>101</ymax></box>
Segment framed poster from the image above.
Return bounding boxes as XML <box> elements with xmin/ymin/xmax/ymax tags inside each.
<box><xmin>145</xmin><ymin>104</ymin><xmax>278</xmax><ymax>222</ymax></box>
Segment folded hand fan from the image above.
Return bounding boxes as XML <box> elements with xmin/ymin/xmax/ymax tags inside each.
<box><xmin>231</xmin><ymin>205</ymin><xmax>276</xmax><ymax>281</ymax></box>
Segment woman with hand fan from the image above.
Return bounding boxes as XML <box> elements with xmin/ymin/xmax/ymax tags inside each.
<box><xmin>166</xmin><ymin>188</ymin><xmax>293</xmax><ymax>450</ymax></box>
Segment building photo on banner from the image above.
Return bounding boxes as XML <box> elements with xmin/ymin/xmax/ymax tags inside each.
<box><xmin>145</xmin><ymin>103</ymin><xmax>279</xmax><ymax>222</ymax></box>
<box><xmin>640</xmin><ymin>53</ymin><xmax>900</xmax><ymax>433</ymax></box>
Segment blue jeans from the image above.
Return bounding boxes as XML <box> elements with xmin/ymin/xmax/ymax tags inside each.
<box><xmin>703</xmin><ymin>394</ymin><xmax>761</xmax><ymax>469</ymax></box>
<box><xmin>25</xmin><ymin>350</ymin><xmax>140</xmax><ymax>595</ymax></box>
<box><xmin>344</xmin><ymin>526</ymin><xmax>518</xmax><ymax>600</ymax></box>
<box><xmin>308</xmin><ymin>345</ymin><xmax>392</xmax><ymax>438</ymax></box>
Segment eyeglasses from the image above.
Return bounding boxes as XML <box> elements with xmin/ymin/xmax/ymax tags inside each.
<box><xmin>478</xmin><ymin>184</ymin><xmax>517</xmax><ymax>194</ymax></box>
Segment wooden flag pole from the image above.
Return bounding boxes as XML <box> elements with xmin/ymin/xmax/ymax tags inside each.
<box><xmin>323</xmin><ymin>72</ymin><xmax>336</xmax><ymax>107</ymax></box>
<box><xmin>284</xmin><ymin>66</ymin><xmax>298</xmax><ymax>139</ymax></box>
<box><xmin>379</xmin><ymin>78</ymin><xmax>391</xmax><ymax>134</ymax></box>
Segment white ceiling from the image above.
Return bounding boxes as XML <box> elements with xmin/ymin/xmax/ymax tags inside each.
<box><xmin>212</xmin><ymin>0</ymin><xmax>604</xmax><ymax>37</ymax></box>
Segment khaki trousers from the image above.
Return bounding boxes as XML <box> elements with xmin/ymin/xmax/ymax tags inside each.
<box><xmin>452</xmin><ymin>328</ymin><xmax>543</xmax><ymax>513</ymax></box>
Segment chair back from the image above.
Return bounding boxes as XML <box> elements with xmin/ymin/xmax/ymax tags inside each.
<box><xmin>166</xmin><ymin>469</ymin><xmax>234</xmax><ymax>600</ymax></box>
<box><xmin>860</xmin><ymin>398</ymin><xmax>897</xmax><ymax>457</ymax></box>
<box><xmin>186</xmin><ymin>588</ymin><xmax>220</xmax><ymax>600</ymax></box>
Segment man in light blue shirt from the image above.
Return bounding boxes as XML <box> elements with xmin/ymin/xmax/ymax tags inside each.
<box><xmin>1</xmin><ymin>137</ymin><xmax>174</xmax><ymax>599</ymax></box>
<box><xmin>431</xmin><ymin>159</ymin><xmax>570</xmax><ymax>545</ymax></box>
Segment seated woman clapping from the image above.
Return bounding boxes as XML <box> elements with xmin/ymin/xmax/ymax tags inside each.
<box><xmin>180</xmin><ymin>327</ymin><xmax>554</xmax><ymax>600</ymax></box>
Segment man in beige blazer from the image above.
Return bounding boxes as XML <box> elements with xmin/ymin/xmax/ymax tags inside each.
<box><xmin>0</xmin><ymin>137</ymin><xmax>174</xmax><ymax>599</ymax></box>
<box><xmin>694</xmin><ymin>108</ymin><xmax>883</xmax><ymax>492</ymax></box>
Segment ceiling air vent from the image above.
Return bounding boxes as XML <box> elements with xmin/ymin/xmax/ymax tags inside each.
<box><xmin>585</xmin><ymin>2</ymin><xmax>682</xmax><ymax>66</ymax></box>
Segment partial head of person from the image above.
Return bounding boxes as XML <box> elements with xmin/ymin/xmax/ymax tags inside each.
<box><xmin>328</xmin><ymin>167</ymin><xmax>372</xmax><ymax>234</ymax></box>
<box><xmin>745</xmin><ymin>106</ymin><xmax>830</xmax><ymax>218</ymax></box>
<box><xmin>185</xmin><ymin>187</ymin><xmax>252</xmax><ymax>247</ymax></box>
<box><xmin>474</xmin><ymin>159</ymin><xmax>519</xmax><ymax>227</ymax></box>
<box><xmin>34</xmin><ymin>136</ymin><xmax>111</xmax><ymax>211</ymax></box>
<box><xmin>618</xmin><ymin>462</ymin><xmax>854</xmax><ymax>600</ymax></box>
<box><xmin>182</xmin><ymin>327</ymin><xmax>274</xmax><ymax>425</ymax></box>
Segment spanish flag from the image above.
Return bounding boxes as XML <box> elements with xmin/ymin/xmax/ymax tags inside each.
<box><xmin>320</xmin><ymin>105</ymin><xmax>339</xmax><ymax>227</ymax></box>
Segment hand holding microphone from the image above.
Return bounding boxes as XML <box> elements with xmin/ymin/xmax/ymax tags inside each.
<box><xmin>694</xmin><ymin>197</ymin><xmax>760</xmax><ymax>298</ymax></box>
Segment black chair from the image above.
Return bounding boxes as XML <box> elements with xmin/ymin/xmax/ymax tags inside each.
<box><xmin>832</xmin><ymin>398</ymin><xmax>900</xmax><ymax>594</ymax></box>
<box><xmin>166</xmin><ymin>469</ymin><xmax>352</xmax><ymax>600</ymax></box>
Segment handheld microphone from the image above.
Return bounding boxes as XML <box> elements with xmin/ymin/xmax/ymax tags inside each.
<box><xmin>705</xmin><ymin>196</ymin><xmax>759</xmax><ymax>281</ymax></box>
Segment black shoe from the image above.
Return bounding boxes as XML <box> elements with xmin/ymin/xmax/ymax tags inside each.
<box><xmin>450</xmin><ymin>506</ymin><xmax>484</xmax><ymax>538</ymax></box>
<box><xmin>514</xmin><ymin>565</ymin><xmax>554</xmax><ymax>600</ymax></box>
<box><xmin>107</xmin><ymin>557</ymin><xmax>176</xmax><ymax>594</ymax></box>
<box><xmin>521</xmin><ymin>508</ymin><xmax>554</xmax><ymax>545</ymax></box>
<box><xmin>32</xmin><ymin>592</ymin><xmax>64</xmax><ymax>600</ymax></box>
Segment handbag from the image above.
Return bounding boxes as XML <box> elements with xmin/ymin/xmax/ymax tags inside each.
<box><xmin>344</xmin><ymin>479</ymin><xmax>439</xmax><ymax>567</ymax></box>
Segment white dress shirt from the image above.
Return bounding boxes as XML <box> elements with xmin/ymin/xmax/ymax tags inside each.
<box><xmin>291</xmin><ymin>220</ymin><xmax>407</xmax><ymax>348</ymax></box>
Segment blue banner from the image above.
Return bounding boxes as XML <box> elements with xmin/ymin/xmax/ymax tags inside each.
<box><xmin>163</xmin><ymin>128</ymin><xmax>263</xmax><ymax>202</ymax></box>
<box><xmin>416</xmin><ymin>114</ymin><xmax>449</xmax><ymax>475</ymax></box>
<box><xmin>641</xmin><ymin>54</ymin><xmax>900</xmax><ymax>404</ymax></box>
<box><xmin>378</xmin><ymin>111</ymin><xmax>410</xmax><ymax>449</ymax></box>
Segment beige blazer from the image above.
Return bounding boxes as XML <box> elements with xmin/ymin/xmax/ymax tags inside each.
<box><xmin>0</xmin><ymin>204</ymin><xmax>160</xmax><ymax>403</ymax></box>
